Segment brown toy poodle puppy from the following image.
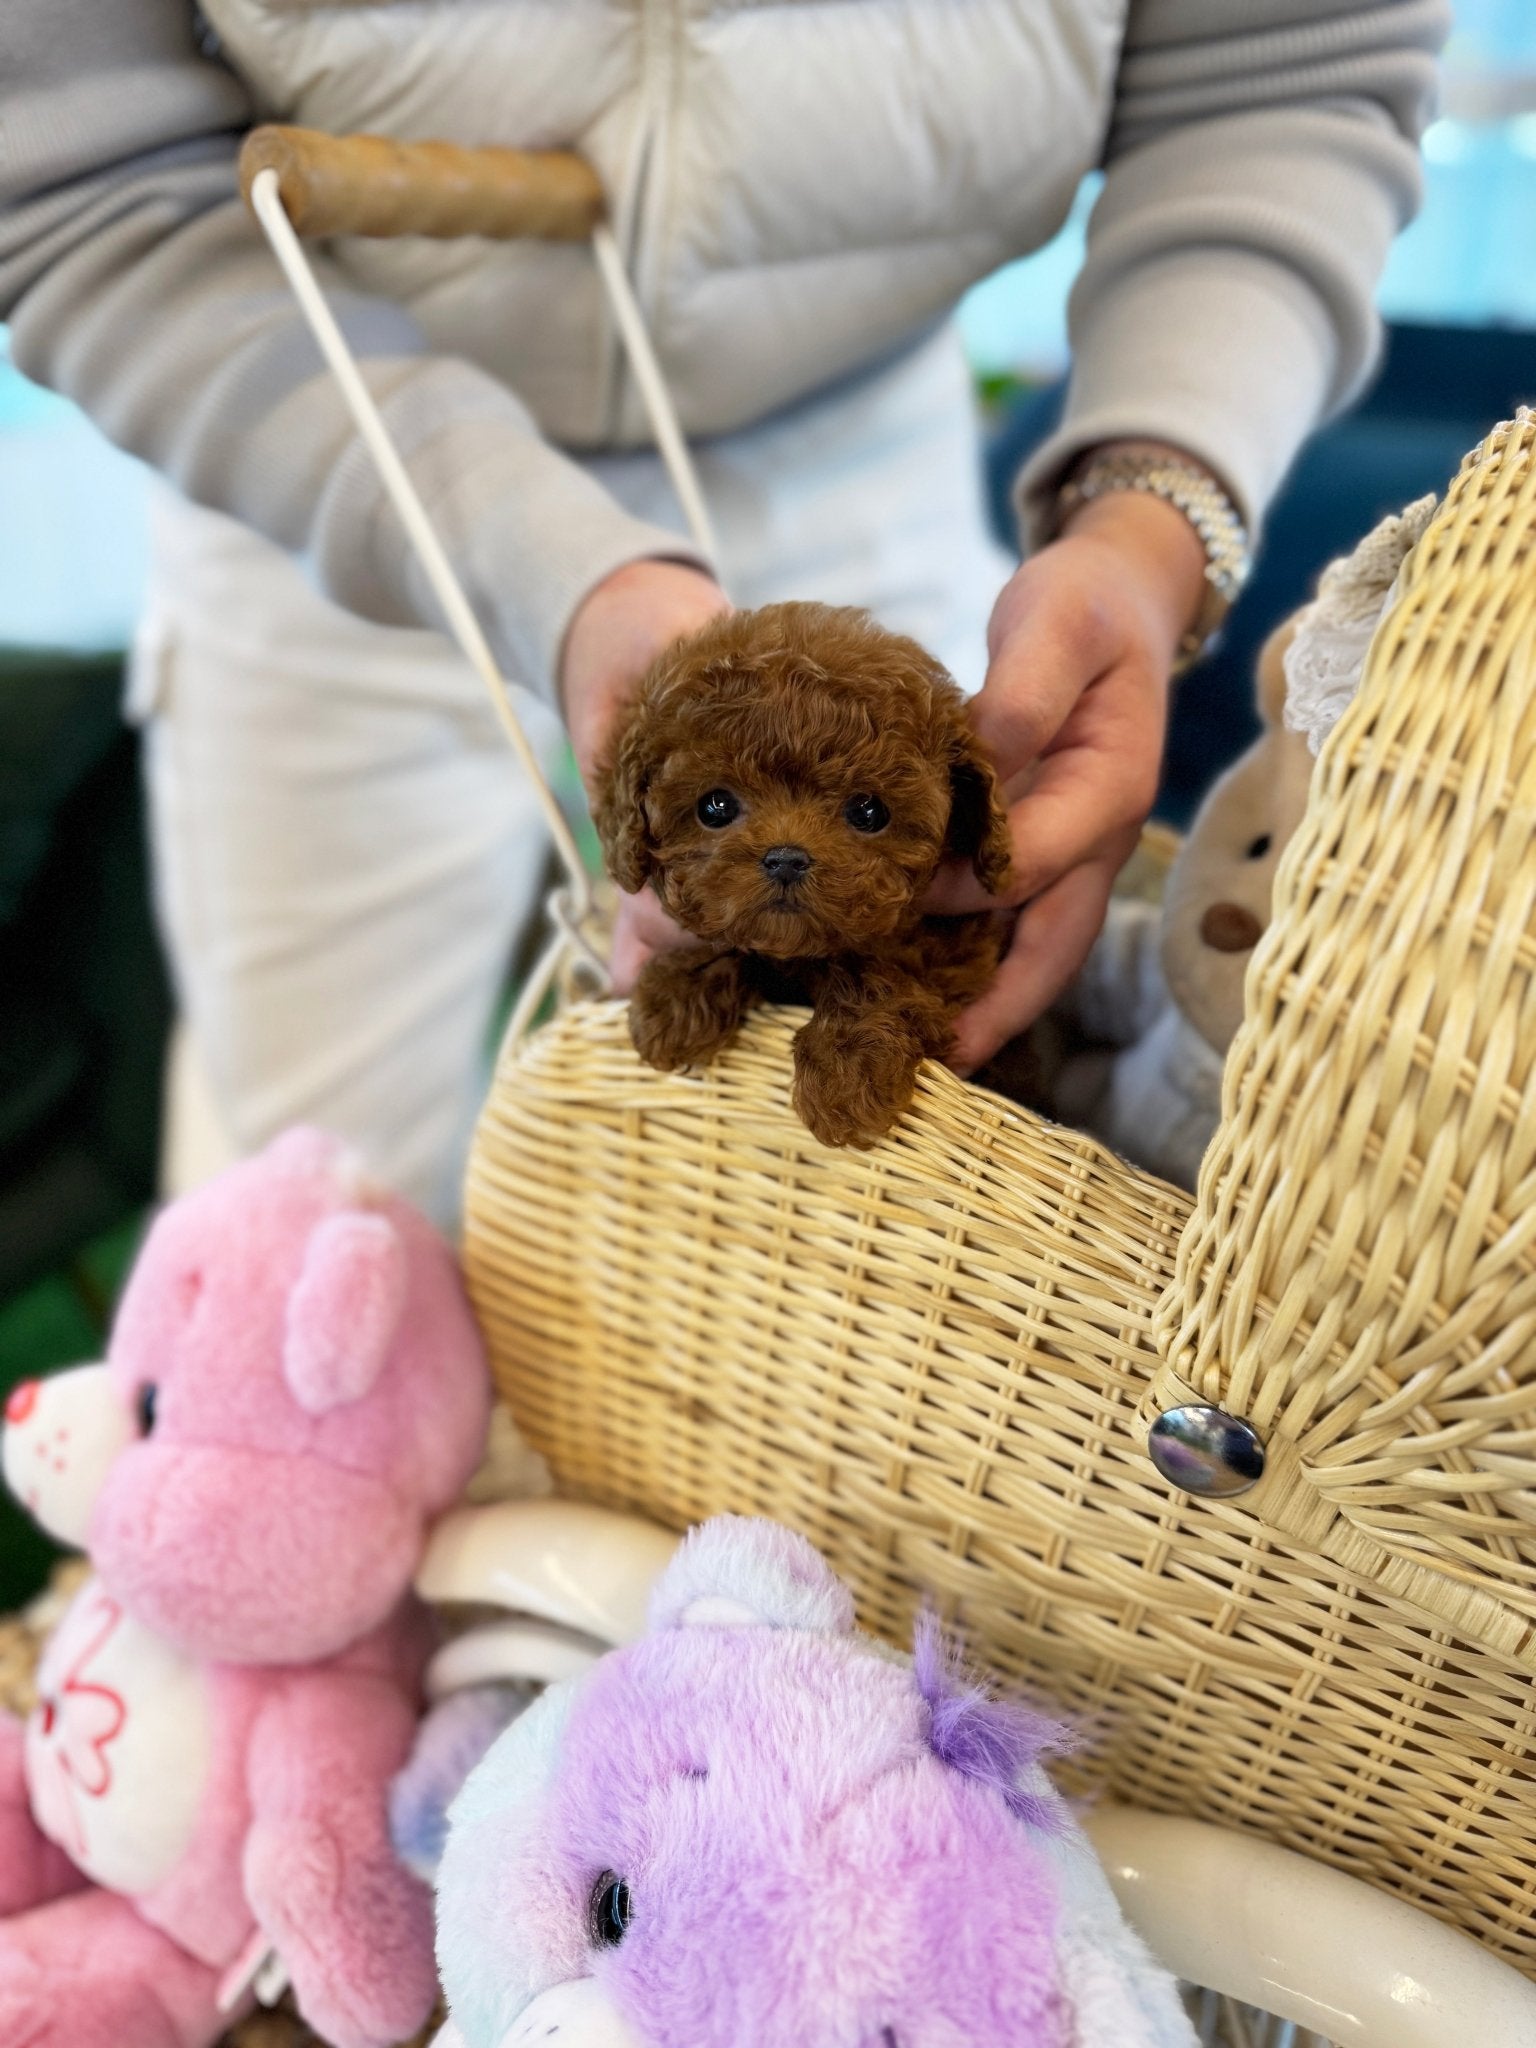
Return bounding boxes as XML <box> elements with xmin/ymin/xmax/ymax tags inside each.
<box><xmin>592</xmin><ymin>601</ymin><xmax>1014</xmax><ymax>1147</ymax></box>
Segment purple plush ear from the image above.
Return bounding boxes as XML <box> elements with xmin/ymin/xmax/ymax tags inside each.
<box><xmin>284</xmin><ymin>1211</ymin><xmax>408</xmax><ymax>1414</ymax></box>
<box><xmin>651</xmin><ymin>1515</ymin><xmax>857</xmax><ymax>1634</ymax></box>
<box><xmin>913</xmin><ymin>1612</ymin><xmax>1071</xmax><ymax>1826</ymax></box>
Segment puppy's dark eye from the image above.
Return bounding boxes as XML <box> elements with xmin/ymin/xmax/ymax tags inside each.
<box><xmin>136</xmin><ymin>1384</ymin><xmax>159</xmax><ymax>1436</ymax></box>
<box><xmin>1245</xmin><ymin>834</ymin><xmax>1272</xmax><ymax>860</ymax></box>
<box><xmin>844</xmin><ymin>793</ymin><xmax>890</xmax><ymax>834</ymax></box>
<box><xmin>696</xmin><ymin>789</ymin><xmax>741</xmax><ymax>829</ymax></box>
<box><xmin>589</xmin><ymin>1872</ymin><xmax>633</xmax><ymax>1946</ymax></box>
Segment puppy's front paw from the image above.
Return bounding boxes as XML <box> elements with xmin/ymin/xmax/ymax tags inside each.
<box><xmin>792</xmin><ymin>1012</ymin><xmax>920</xmax><ymax>1148</ymax></box>
<box><xmin>629</xmin><ymin>950</ymin><xmax>750</xmax><ymax>1071</ymax></box>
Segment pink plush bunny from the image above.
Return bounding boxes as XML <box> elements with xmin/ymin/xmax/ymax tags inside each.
<box><xmin>0</xmin><ymin>1127</ymin><xmax>491</xmax><ymax>2048</ymax></box>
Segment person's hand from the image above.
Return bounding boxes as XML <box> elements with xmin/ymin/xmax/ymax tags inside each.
<box><xmin>931</xmin><ymin>471</ymin><xmax>1210</xmax><ymax>1076</ymax></box>
<box><xmin>561</xmin><ymin>558</ymin><xmax>732</xmax><ymax>991</ymax></box>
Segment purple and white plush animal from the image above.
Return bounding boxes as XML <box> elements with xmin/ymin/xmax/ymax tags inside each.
<box><xmin>429</xmin><ymin>1517</ymin><xmax>1195</xmax><ymax>2048</ymax></box>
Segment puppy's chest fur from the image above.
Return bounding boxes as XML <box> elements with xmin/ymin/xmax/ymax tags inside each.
<box><xmin>739</xmin><ymin>911</ymin><xmax>1006</xmax><ymax>1013</ymax></box>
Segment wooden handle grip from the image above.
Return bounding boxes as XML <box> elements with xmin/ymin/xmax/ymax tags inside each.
<box><xmin>239</xmin><ymin>126</ymin><xmax>605</xmax><ymax>241</ymax></box>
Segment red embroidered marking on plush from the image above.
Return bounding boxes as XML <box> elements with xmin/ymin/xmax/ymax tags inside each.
<box><xmin>57</xmin><ymin>1594</ymin><xmax>129</xmax><ymax>1798</ymax></box>
<box><xmin>34</xmin><ymin>1594</ymin><xmax>131</xmax><ymax>1862</ymax></box>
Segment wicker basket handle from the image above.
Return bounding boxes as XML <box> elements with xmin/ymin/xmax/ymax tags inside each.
<box><xmin>1151</xmin><ymin>413</ymin><xmax>1536</xmax><ymax>1659</ymax></box>
<box><xmin>238</xmin><ymin>126</ymin><xmax>604</xmax><ymax>241</ymax></box>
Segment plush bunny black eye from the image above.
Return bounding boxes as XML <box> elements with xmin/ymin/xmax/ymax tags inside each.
<box><xmin>844</xmin><ymin>793</ymin><xmax>890</xmax><ymax>834</ymax></box>
<box><xmin>589</xmin><ymin>1872</ymin><xmax>633</xmax><ymax>1946</ymax></box>
<box><xmin>1245</xmin><ymin>833</ymin><xmax>1272</xmax><ymax>860</ymax></box>
<box><xmin>136</xmin><ymin>1384</ymin><xmax>159</xmax><ymax>1436</ymax></box>
<box><xmin>696</xmin><ymin>789</ymin><xmax>741</xmax><ymax>829</ymax></box>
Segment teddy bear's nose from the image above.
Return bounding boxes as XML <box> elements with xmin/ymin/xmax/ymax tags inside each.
<box><xmin>1201</xmin><ymin>902</ymin><xmax>1264</xmax><ymax>952</ymax></box>
<box><xmin>762</xmin><ymin>844</ymin><xmax>813</xmax><ymax>884</ymax></box>
<box><xmin>5</xmin><ymin>1379</ymin><xmax>39</xmax><ymax>1425</ymax></box>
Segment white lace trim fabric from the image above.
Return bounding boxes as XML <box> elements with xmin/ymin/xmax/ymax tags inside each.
<box><xmin>1282</xmin><ymin>494</ymin><xmax>1437</xmax><ymax>755</ymax></box>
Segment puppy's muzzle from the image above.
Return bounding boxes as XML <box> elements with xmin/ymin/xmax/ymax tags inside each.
<box><xmin>762</xmin><ymin>844</ymin><xmax>813</xmax><ymax>886</ymax></box>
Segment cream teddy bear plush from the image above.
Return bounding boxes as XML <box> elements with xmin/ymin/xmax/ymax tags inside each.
<box><xmin>1055</xmin><ymin>624</ymin><xmax>1313</xmax><ymax>1190</ymax></box>
<box><xmin>1056</xmin><ymin>496</ymin><xmax>1435</xmax><ymax>1190</ymax></box>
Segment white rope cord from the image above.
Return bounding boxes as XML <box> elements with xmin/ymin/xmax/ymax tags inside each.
<box><xmin>591</xmin><ymin>222</ymin><xmax>719</xmax><ymax>561</ymax></box>
<box><xmin>250</xmin><ymin>170</ymin><xmax>720</xmax><ymax>1032</ymax></box>
<box><xmin>251</xmin><ymin>170</ymin><xmax>592</xmax><ymax>904</ymax></box>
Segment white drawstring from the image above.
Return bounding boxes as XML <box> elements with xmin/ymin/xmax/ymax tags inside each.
<box><xmin>590</xmin><ymin>223</ymin><xmax>719</xmax><ymax>563</ymax></box>
<box><xmin>250</xmin><ymin>168</ymin><xmax>719</xmax><ymax>1032</ymax></box>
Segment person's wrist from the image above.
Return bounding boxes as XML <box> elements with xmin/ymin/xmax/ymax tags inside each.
<box><xmin>1054</xmin><ymin>439</ymin><xmax>1247</xmax><ymax>668</ymax></box>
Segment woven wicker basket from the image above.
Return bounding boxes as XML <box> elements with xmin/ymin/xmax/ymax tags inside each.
<box><xmin>466</xmin><ymin>416</ymin><xmax>1536</xmax><ymax>1977</ymax></box>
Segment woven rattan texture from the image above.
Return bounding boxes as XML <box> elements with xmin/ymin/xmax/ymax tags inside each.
<box><xmin>1157</xmin><ymin>414</ymin><xmax>1536</xmax><ymax>1629</ymax></box>
<box><xmin>465</xmin><ymin>415</ymin><xmax>1536</xmax><ymax>1973</ymax></box>
<box><xmin>466</xmin><ymin>1002</ymin><xmax>1536</xmax><ymax>1970</ymax></box>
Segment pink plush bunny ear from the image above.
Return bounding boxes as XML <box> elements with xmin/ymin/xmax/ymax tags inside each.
<box><xmin>265</xmin><ymin>1124</ymin><xmax>375</xmax><ymax>1197</ymax></box>
<box><xmin>283</xmin><ymin>1210</ymin><xmax>408</xmax><ymax>1414</ymax></box>
<box><xmin>266</xmin><ymin>1124</ymin><xmax>349</xmax><ymax>1174</ymax></box>
<box><xmin>651</xmin><ymin>1515</ymin><xmax>856</xmax><ymax>1634</ymax></box>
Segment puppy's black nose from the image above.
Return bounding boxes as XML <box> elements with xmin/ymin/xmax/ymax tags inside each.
<box><xmin>762</xmin><ymin>844</ymin><xmax>812</xmax><ymax>884</ymax></box>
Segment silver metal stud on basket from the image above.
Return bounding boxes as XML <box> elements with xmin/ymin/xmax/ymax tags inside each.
<box><xmin>1148</xmin><ymin>1405</ymin><xmax>1265</xmax><ymax>1498</ymax></box>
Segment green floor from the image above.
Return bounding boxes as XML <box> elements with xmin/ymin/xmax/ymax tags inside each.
<box><xmin>0</xmin><ymin>1212</ymin><xmax>145</xmax><ymax>1610</ymax></box>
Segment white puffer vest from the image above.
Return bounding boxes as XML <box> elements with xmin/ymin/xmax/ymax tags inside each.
<box><xmin>202</xmin><ymin>0</ymin><xmax>1126</xmax><ymax>446</ymax></box>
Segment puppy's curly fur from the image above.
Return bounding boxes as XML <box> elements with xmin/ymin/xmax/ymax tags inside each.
<box><xmin>593</xmin><ymin>602</ymin><xmax>1014</xmax><ymax>1147</ymax></box>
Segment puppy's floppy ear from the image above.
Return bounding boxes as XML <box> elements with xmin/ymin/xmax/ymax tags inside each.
<box><xmin>943</xmin><ymin>706</ymin><xmax>1015</xmax><ymax>895</ymax></box>
<box><xmin>591</xmin><ymin>705</ymin><xmax>658</xmax><ymax>894</ymax></box>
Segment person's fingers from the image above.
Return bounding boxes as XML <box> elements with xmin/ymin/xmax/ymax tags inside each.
<box><xmin>606</xmin><ymin>888</ymin><xmax>689</xmax><ymax>995</ymax></box>
<box><xmin>948</xmin><ymin>854</ymin><xmax>1123</xmax><ymax>1076</ymax></box>
<box><xmin>927</xmin><ymin>658</ymin><xmax>1164</xmax><ymax>914</ymax></box>
<box><xmin>970</xmin><ymin>648</ymin><xmax>1086</xmax><ymax>778</ymax></box>
<box><xmin>926</xmin><ymin>749</ymin><xmax>1136</xmax><ymax>915</ymax></box>
<box><xmin>607</xmin><ymin>920</ymin><xmax>647</xmax><ymax>995</ymax></box>
<box><xmin>1000</xmin><ymin>668</ymin><xmax>1163</xmax><ymax>885</ymax></box>
<box><xmin>970</xmin><ymin>566</ymin><xmax>1120</xmax><ymax>776</ymax></box>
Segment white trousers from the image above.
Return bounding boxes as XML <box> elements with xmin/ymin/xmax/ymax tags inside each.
<box><xmin>132</xmin><ymin>324</ymin><xmax>1013</xmax><ymax>1224</ymax></box>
